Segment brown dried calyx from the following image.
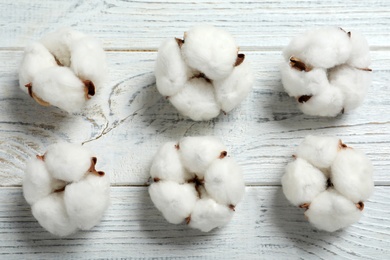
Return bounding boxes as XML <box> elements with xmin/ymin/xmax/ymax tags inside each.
<box><xmin>175</xmin><ymin>38</ymin><xmax>184</xmax><ymax>48</ymax></box>
<box><xmin>88</xmin><ymin>157</ymin><xmax>105</xmax><ymax>177</ymax></box>
<box><xmin>297</xmin><ymin>95</ymin><xmax>312</xmax><ymax>103</ymax></box>
<box><xmin>356</xmin><ymin>201</ymin><xmax>364</xmax><ymax>211</ymax></box>
<box><xmin>290</xmin><ymin>56</ymin><xmax>312</xmax><ymax>72</ymax></box>
<box><xmin>83</xmin><ymin>80</ymin><xmax>96</xmax><ymax>100</ymax></box>
<box><xmin>192</xmin><ymin>73</ymin><xmax>212</xmax><ymax>83</ymax></box>
<box><xmin>299</xmin><ymin>203</ymin><xmax>310</xmax><ymax>209</ymax></box>
<box><xmin>234</xmin><ymin>54</ymin><xmax>245</xmax><ymax>67</ymax></box>
<box><xmin>338</xmin><ymin>139</ymin><xmax>348</xmax><ymax>150</ymax></box>
<box><xmin>25</xmin><ymin>83</ymin><xmax>51</xmax><ymax>107</ymax></box>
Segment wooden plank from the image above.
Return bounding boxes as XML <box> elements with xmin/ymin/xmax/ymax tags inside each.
<box><xmin>1</xmin><ymin>0</ymin><xmax>390</xmax><ymax>50</ymax></box>
<box><xmin>0</xmin><ymin>50</ymin><xmax>389</xmax><ymax>186</ymax></box>
<box><xmin>0</xmin><ymin>186</ymin><xmax>389</xmax><ymax>259</ymax></box>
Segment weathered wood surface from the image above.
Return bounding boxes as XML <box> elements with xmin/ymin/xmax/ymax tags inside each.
<box><xmin>0</xmin><ymin>187</ymin><xmax>389</xmax><ymax>259</ymax></box>
<box><xmin>1</xmin><ymin>0</ymin><xmax>390</xmax><ymax>50</ymax></box>
<box><xmin>0</xmin><ymin>0</ymin><xmax>389</xmax><ymax>258</ymax></box>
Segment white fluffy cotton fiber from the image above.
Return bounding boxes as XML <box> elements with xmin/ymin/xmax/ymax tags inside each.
<box><xmin>148</xmin><ymin>136</ymin><xmax>245</xmax><ymax>232</ymax></box>
<box><xmin>280</xmin><ymin>27</ymin><xmax>372</xmax><ymax>117</ymax></box>
<box><xmin>19</xmin><ymin>28</ymin><xmax>107</xmax><ymax>113</ymax></box>
<box><xmin>155</xmin><ymin>25</ymin><xmax>253</xmax><ymax>121</ymax></box>
<box><xmin>23</xmin><ymin>142</ymin><xmax>110</xmax><ymax>236</ymax></box>
<box><xmin>281</xmin><ymin>135</ymin><xmax>374</xmax><ymax>232</ymax></box>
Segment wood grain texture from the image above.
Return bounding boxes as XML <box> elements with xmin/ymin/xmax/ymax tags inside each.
<box><xmin>1</xmin><ymin>50</ymin><xmax>388</xmax><ymax>186</ymax></box>
<box><xmin>1</xmin><ymin>1</ymin><xmax>389</xmax><ymax>258</ymax></box>
<box><xmin>0</xmin><ymin>187</ymin><xmax>389</xmax><ymax>259</ymax></box>
<box><xmin>1</xmin><ymin>0</ymin><xmax>390</xmax><ymax>50</ymax></box>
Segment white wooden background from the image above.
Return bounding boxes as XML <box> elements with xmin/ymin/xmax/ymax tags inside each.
<box><xmin>0</xmin><ymin>0</ymin><xmax>389</xmax><ymax>259</ymax></box>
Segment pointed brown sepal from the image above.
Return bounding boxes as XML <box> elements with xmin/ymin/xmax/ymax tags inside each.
<box><xmin>54</xmin><ymin>186</ymin><xmax>66</xmax><ymax>193</ymax></box>
<box><xmin>219</xmin><ymin>151</ymin><xmax>227</xmax><ymax>159</ymax></box>
<box><xmin>297</xmin><ymin>95</ymin><xmax>312</xmax><ymax>103</ymax></box>
<box><xmin>292</xmin><ymin>154</ymin><xmax>297</xmax><ymax>159</ymax></box>
<box><xmin>175</xmin><ymin>38</ymin><xmax>184</xmax><ymax>48</ymax></box>
<box><xmin>90</xmin><ymin>171</ymin><xmax>105</xmax><ymax>177</ymax></box>
<box><xmin>88</xmin><ymin>157</ymin><xmax>97</xmax><ymax>173</ymax></box>
<box><xmin>54</xmin><ymin>56</ymin><xmax>63</xmax><ymax>66</ymax></box>
<box><xmin>229</xmin><ymin>204</ymin><xmax>236</xmax><ymax>211</ymax></box>
<box><xmin>356</xmin><ymin>201</ymin><xmax>364</xmax><ymax>211</ymax></box>
<box><xmin>341</xmin><ymin>108</ymin><xmax>345</xmax><ymax>114</ymax></box>
<box><xmin>32</xmin><ymin>93</ymin><xmax>51</xmax><ymax>106</ymax></box>
<box><xmin>299</xmin><ymin>203</ymin><xmax>310</xmax><ymax>209</ymax></box>
<box><xmin>234</xmin><ymin>54</ymin><xmax>245</xmax><ymax>67</ymax></box>
<box><xmin>326</xmin><ymin>178</ymin><xmax>334</xmax><ymax>188</ymax></box>
<box><xmin>185</xmin><ymin>216</ymin><xmax>191</xmax><ymax>225</ymax></box>
<box><xmin>290</xmin><ymin>56</ymin><xmax>312</xmax><ymax>72</ymax></box>
<box><xmin>222</xmin><ymin>110</ymin><xmax>227</xmax><ymax>115</ymax></box>
<box><xmin>357</xmin><ymin>67</ymin><xmax>372</xmax><ymax>72</ymax></box>
<box><xmin>36</xmin><ymin>154</ymin><xmax>45</xmax><ymax>161</ymax></box>
<box><xmin>165</xmin><ymin>96</ymin><xmax>170</xmax><ymax>99</ymax></box>
<box><xmin>83</xmin><ymin>80</ymin><xmax>96</xmax><ymax>100</ymax></box>
<box><xmin>347</xmin><ymin>31</ymin><xmax>351</xmax><ymax>37</ymax></box>
<box><xmin>153</xmin><ymin>177</ymin><xmax>160</xmax><ymax>182</ymax></box>
<box><xmin>338</xmin><ymin>139</ymin><xmax>348</xmax><ymax>150</ymax></box>
<box><xmin>175</xmin><ymin>144</ymin><xmax>180</xmax><ymax>150</ymax></box>
<box><xmin>25</xmin><ymin>83</ymin><xmax>33</xmax><ymax>97</ymax></box>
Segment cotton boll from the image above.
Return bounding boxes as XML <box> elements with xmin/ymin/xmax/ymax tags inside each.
<box><xmin>188</xmin><ymin>198</ymin><xmax>234</xmax><ymax>232</ymax></box>
<box><xmin>280</xmin><ymin>64</ymin><xmax>328</xmax><ymax>97</ymax></box>
<box><xmin>169</xmin><ymin>78</ymin><xmax>220</xmax><ymax>121</ymax></box>
<box><xmin>347</xmin><ymin>31</ymin><xmax>371</xmax><ymax>69</ymax></box>
<box><xmin>305</xmin><ymin>189</ymin><xmax>362</xmax><ymax>232</ymax></box>
<box><xmin>282</xmin><ymin>158</ymin><xmax>327</xmax><ymax>206</ymax></box>
<box><xmin>204</xmin><ymin>157</ymin><xmax>245</xmax><ymax>207</ymax></box>
<box><xmin>155</xmin><ymin>38</ymin><xmax>192</xmax><ymax>96</ymax></box>
<box><xmin>150</xmin><ymin>141</ymin><xmax>192</xmax><ymax>183</ymax></box>
<box><xmin>70</xmin><ymin>36</ymin><xmax>107</xmax><ymax>87</ymax></box>
<box><xmin>23</xmin><ymin>157</ymin><xmax>65</xmax><ymax>205</ymax></box>
<box><xmin>296</xmin><ymin>135</ymin><xmax>341</xmax><ymax>170</ymax></box>
<box><xmin>40</xmin><ymin>28</ymin><xmax>86</xmax><ymax>66</ymax></box>
<box><xmin>30</xmin><ymin>66</ymin><xmax>87</xmax><ymax>113</ymax></box>
<box><xmin>64</xmin><ymin>173</ymin><xmax>110</xmax><ymax>230</ymax></box>
<box><xmin>181</xmin><ymin>25</ymin><xmax>238</xmax><ymax>80</ymax></box>
<box><xmin>298</xmin><ymin>85</ymin><xmax>344</xmax><ymax>117</ymax></box>
<box><xmin>329</xmin><ymin>65</ymin><xmax>371</xmax><ymax>111</ymax></box>
<box><xmin>331</xmin><ymin>148</ymin><xmax>374</xmax><ymax>203</ymax></box>
<box><xmin>19</xmin><ymin>42</ymin><xmax>57</xmax><ymax>93</ymax></box>
<box><xmin>214</xmin><ymin>60</ymin><xmax>254</xmax><ymax>113</ymax></box>
<box><xmin>149</xmin><ymin>181</ymin><xmax>198</xmax><ymax>224</ymax></box>
<box><xmin>32</xmin><ymin>193</ymin><xmax>78</xmax><ymax>236</ymax></box>
<box><xmin>283</xmin><ymin>27</ymin><xmax>352</xmax><ymax>68</ymax></box>
<box><xmin>178</xmin><ymin>136</ymin><xmax>227</xmax><ymax>176</ymax></box>
<box><xmin>44</xmin><ymin>142</ymin><xmax>92</xmax><ymax>182</ymax></box>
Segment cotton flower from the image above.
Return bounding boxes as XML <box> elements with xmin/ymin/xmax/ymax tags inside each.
<box><xmin>280</xmin><ymin>27</ymin><xmax>372</xmax><ymax>117</ymax></box>
<box><xmin>155</xmin><ymin>25</ymin><xmax>253</xmax><ymax>121</ymax></box>
<box><xmin>281</xmin><ymin>135</ymin><xmax>374</xmax><ymax>232</ymax></box>
<box><xmin>23</xmin><ymin>142</ymin><xmax>110</xmax><ymax>236</ymax></box>
<box><xmin>149</xmin><ymin>136</ymin><xmax>245</xmax><ymax>232</ymax></box>
<box><xmin>19</xmin><ymin>28</ymin><xmax>107</xmax><ymax>113</ymax></box>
